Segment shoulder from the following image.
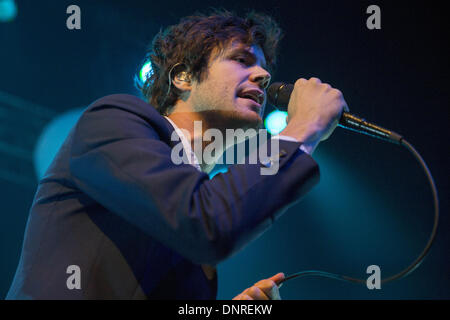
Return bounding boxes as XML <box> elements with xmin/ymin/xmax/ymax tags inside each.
<box><xmin>86</xmin><ymin>94</ymin><xmax>162</xmax><ymax>120</ymax></box>
<box><xmin>72</xmin><ymin>94</ymin><xmax>174</xmax><ymax>145</ymax></box>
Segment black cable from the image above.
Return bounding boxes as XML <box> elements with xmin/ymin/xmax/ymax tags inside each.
<box><xmin>280</xmin><ymin>138</ymin><xmax>440</xmax><ymax>286</ymax></box>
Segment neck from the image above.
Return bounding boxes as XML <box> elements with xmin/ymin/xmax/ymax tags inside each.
<box><xmin>167</xmin><ymin>109</ymin><xmax>225</xmax><ymax>173</ymax></box>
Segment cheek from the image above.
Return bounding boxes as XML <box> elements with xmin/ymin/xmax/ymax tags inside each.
<box><xmin>191</xmin><ymin>81</ymin><xmax>232</xmax><ymax>109</ymax></box>
<box><xmin>208</xmin><ymin>79</ymin><xmax>236</xmax><ymax>101</ymax></box>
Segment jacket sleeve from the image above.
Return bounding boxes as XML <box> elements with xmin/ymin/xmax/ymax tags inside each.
<box><xmin>69</xmin><ymin>101</ymin><xmax>320</xmax><ymax>265</ymax></box>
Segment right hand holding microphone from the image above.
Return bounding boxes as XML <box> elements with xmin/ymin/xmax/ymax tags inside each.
<box><xmin>280</xmin><ymin>77</ymin><xmax>349</xmax><ymax>154</ymax></box>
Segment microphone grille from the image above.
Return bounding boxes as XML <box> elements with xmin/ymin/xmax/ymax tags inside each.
<box><xmin>267</xmin><ymin>82</ymin><xmax>293</xmax><ymax>110</ymax></box>
<box><xmin>267</xmin><ymin>82</ymin><xmax>284</xmax><ymax>106</ymax></box>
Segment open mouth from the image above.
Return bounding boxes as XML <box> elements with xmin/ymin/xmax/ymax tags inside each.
<box><xmin>237</xmin><ymin>89</ymin><xmax>264</xmax><ymax>106</ymax></box>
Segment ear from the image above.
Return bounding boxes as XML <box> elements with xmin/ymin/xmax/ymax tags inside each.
<box><xmin>172</xmin><ymin>72</ymin><xmax>192</xmax><ymax>92</ymax></box>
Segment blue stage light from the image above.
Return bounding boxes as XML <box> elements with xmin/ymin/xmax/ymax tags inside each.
<box><xmin>264</xmin><ymin>110</ymin><xmax>288</xmax><ymax>135</ymax></box>
<box><xmin>0</xmin><ymin>0</ymin><xmax>17</xmax><ymax>22</ymax></box>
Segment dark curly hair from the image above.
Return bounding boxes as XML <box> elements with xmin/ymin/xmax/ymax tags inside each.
<box><xmin>137</xmin><ymin>10</ymin><xmax>283</xmax><ymax>115</ymax></box>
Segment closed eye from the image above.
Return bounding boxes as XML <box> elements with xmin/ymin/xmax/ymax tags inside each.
<box><xmin>233</xmin><ymin>56</ymin><xmax>251</xmax><ymax>65</ymax></box>
<box><xmin>226</xmin><ymin>47</ymin><xmax>267</xmax><ymax>69</ymax></box>
<box><xmin>230</xmin><ymin>51</ymin><xmax>256</xmax><ymax>66</ymax></box>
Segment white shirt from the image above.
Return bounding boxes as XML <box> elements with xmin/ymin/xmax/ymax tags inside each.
<box><xmin>164</xmin><ymin>116</ymin><xmax>311</xmax><ymax>172</ymax></box>
<box><xmin>164</xmin><ymin>116</ymin><xmax>202</xmax><ymax>171</ymax></box>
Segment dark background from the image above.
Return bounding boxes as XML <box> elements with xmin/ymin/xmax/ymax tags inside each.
<box><xmin>0</xmin><ymin>0</ymin><xmax>448</xmax><ymax>299</ymax></box>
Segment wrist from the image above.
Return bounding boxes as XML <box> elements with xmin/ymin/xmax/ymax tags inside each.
<box><xmin>278</xmin><ymin>129</ymin><xmax>319</xmax><ymax>155</ymax></box>
<box><xmin>280</xmin><ymin>126</ymin><xmax>318</xmax><ymax>146</ymax></box>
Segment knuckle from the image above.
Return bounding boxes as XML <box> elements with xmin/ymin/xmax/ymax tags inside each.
<box><xmin>248</xmin><ymin>286</ymin><xmax>259</xmax><ymax>295</ymax></box>
<box><xmin>332</xmin><ymin>88</ymin><xmax>343</xmax><ymax>96</ymax></box>
<box><xmin>248</xmin><ymin>287</ymin><xmax>262</xmax><ymax>298</ymax></box>
<box><xmin>266</xmin><ymin>280</ymin><xmax>277</xmax><ymax>289</ymax></box>
<box><xmin>255</xmin><ymin>279</ymin><xmax>273</xmax><ymax>288</ymax></box>
<box><xmin>309</xmin><ymin>77</ymin><xmax>321</xmax><ymax>83</ymax></box>
<box><xmin>294</xmin><ymin>78</ymin><xmax>307</xmax><ymax>87</ymax></box>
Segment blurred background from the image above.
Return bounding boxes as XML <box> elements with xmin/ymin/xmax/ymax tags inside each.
<box><xmin>0</xmin><ymin>0</ymin><xmax>448</xmax><ymax>299</ymax></box>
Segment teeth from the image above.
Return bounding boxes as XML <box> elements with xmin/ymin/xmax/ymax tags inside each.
<box><xmin>238</xmin><ymin>90</ymin><xmax>262</xmax><ymax>104</ymax></box>
<box><xmin>242</xmin><ymin>94</ymin><xmax>257</xmax><ymax>103</ymax></box>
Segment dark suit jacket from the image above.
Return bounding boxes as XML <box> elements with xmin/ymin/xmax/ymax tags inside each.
<box><xmin>6</xmin><ymin>94</ymin><xmax>319</xmax><ymax>299</ymax></box>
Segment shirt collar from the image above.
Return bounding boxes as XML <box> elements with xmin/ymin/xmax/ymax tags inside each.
<box><xmin>164</xmin><ymin>116</ymin><xmax>202</xmax><ymax>172</ymax></box>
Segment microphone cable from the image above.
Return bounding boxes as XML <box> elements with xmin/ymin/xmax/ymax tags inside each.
<box><xmin>279</xmin><ymin>138</ymin><xmax>440</xmax><ymax>286</ymax></box>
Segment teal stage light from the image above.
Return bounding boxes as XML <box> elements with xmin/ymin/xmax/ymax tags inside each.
<box><xmin>209</xmin><ymin>165</ymin><xmax>228</xmax><ymax>179</ymax></box>
<box><xmin>264</xmin><ymin>110</ymin><xmax>288</xmax><ymax>135</ymax></box>
<box><xmin>33</xmin><ymin>108</ymin><xmax>85</xmax><ymax>180</ymax></box>
<box><xmin>0</xmin><ymin>0</ymin><xmax>17</xmax><ymax>22</ymax></box>
<box><xmin>139</xmin><ymin>61</ymin><xmax>153</xmax><ymax>84</ymax></box>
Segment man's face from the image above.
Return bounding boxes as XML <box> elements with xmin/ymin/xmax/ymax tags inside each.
<box><xmin>189</xmin><ymin>42</ymin><xmax>271</xmax><ymax>131</ymax></box>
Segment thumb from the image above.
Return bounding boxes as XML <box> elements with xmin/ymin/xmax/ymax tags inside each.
<box><xmin>269</xmin><ymin>272</ymin><xmax>285</xmax><ymax>287</ymax></box>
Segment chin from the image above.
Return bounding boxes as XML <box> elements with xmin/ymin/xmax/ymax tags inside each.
<box><xmin>243</xmin><ymin>110</ymin><xmax>263</xmax><ymax>129</ymax></box>
<box><xmin>230</xmin><ymin>111</ymin><xmax>262</xmax><ymax>130</ymax></box>
<box><xmin>197</xmin><ymin>108</ymin><xmax>262</xmax><ymax>131</ymax></box>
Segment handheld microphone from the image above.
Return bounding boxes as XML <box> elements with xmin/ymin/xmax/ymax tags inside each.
<box><xmin>268</xmin><ymin>83</ymin><xmax>440</xmax><ymax>290</ymax></box>
<box><xmin>267</xmin><ymin>82</ymin><xmax>403</xmax><ymax>144</ymax></box>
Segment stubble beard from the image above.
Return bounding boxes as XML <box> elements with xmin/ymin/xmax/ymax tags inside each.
<box><xmin>191</xmin><ymin>88</ymin><xmax>263</xmax><ymax>133</ymax></box>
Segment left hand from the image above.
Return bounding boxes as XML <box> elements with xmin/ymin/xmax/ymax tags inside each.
<box><xmin>232</xmin><ymin>272</ymin><xmax>285</xmax><ymax>300</ymax></box>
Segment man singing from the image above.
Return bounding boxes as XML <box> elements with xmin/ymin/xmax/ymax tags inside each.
<box><xmin>7</xmin><ymin>10</ymin><xmax>347</xmax><ymax>300</ymax></box>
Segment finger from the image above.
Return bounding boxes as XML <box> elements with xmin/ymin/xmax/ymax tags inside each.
<box><xmin>232</xmin><ymin>293</ymin><xmax>243</xmax><ymax>300</ymax></box>
<box><xmin>253</xmin><ymin>272</ymin><xmax>284</xmax><ymax>288</ymax></box>
<box><xmin>252</xmin><ymin>279</ymin><xmax>275</xmax><ymax>298</ymax></box>
<box><xmin>252</xmin><ymin>278</ymin><xmax>283</xmax><ymax>300</ymax></box>
<box><xmin>294</xmin><ymin>78</ymin><xmax>308</xmax><ymax>89</ymax></box>
<box><xmin>245</xmin><ymin>286</ymin><xmax>270</xmax><ymax>300</ymax></box>
<box><xmin>267</xmin><ymin>273</ymin><xmax>285</xmax><ymax>300</ymax></box>
<box><xmin>233</xmin><ymin>292</ymin><xmax>253</xmax><ymax>300</ymax></box>
<box><xmin>269</xmin><ymin>272</ymin><xmax>285</xmax><ymax>286</ymax></box>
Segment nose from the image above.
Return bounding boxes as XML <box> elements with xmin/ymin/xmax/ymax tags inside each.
<box><xmin>250</xmin><ymin>66</ymin><xmax>271</xmax><ymax>90</ymax></box>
